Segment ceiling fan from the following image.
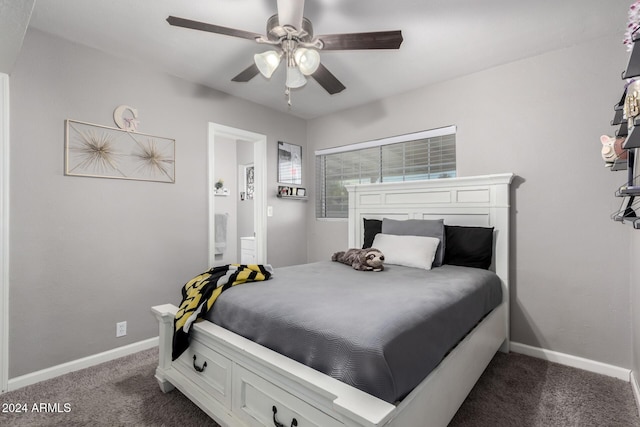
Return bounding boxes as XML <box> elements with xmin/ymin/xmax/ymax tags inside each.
<box><xmin>167</xmin><ymin>0</ymin><xmax>403</xmax><ymax>105</ymax></box>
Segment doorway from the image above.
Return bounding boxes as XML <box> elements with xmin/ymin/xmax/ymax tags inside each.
<box><xmin>208</xmin><ymin>123</ymin><xmax>267</xmax><ymax>266</ymax></box>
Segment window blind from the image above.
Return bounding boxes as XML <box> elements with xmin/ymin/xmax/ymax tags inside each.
<box><xmin>316</xmin><ymin>128</ymin><xmax>456</xmax><ymax>218</ymax></box>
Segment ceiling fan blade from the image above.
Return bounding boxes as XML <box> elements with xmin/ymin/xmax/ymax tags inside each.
<box><xmin>311</xmin><ymin>63</ymin><xmax>346</xmax><ymax>95</ymax></box>
<box><xmin>231</xmin><ymin>64</ymin><xmax>261</xmax><ymax>82</ymax></box>
<box><xmin>318</xmin><ymin>30</ymin><xmax>403</xmax><ymax>50</ymax></box>
<box><xmin>277</xmin><ymin>0</ymin><xmax>305</xmax><ymax>29</ymax></box>
<box><xmin>167</xmin><ymin>16</ymin><xmax>262</xmax><ymax>41</ymax></box>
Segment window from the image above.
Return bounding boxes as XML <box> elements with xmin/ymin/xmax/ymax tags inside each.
<box><xmin>315</xmin><ymin>126</ymin><xmax>456</xmax><ymax>219</ymax></box>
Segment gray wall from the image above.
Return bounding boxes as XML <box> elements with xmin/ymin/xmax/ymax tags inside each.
<box><xmin>8</xmin><ymin>29</ymin><xmax>307</xmax><ymax>378</ymax></box>
<box><xmin>8</xmin><ymin>24</ymin><xmax>638</xmax><ymax>381</ymax></box>
<box><xmin>632</xmin><ymin>235</ymin><xmax>640</xmax><ymax>380</ymax></box>
<box><xmin>306</xmin><ymin>34</ymin><xmax>633</xmax><ymax>368</ymax></box>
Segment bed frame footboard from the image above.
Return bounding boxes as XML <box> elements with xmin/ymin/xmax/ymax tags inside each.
<box><xmin>152</xmin><ymin>301</ymin><xmax>506</xmax><ymax>427</ymax></box>
<box><xmin>152</xmin><ymin>304</ymin><xmax>177</xmax><ymax>393</ymax></box>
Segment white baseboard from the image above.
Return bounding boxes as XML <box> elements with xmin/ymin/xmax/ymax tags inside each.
<box><xmin>510</xmin><ymin>341</ymin><xmax>631</xmax><ymax>381</ymax></box>
<box><xmin>631</xmin><ymin>371</ymin><xmax>640</xmax><ymax>418</ymax></box>
<box><xmin>6</xmin><ymin>337</ymin><xmax>158</xmax><ymax>392</ymax></box>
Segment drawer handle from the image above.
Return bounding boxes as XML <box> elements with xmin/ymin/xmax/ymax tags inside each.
<box><xmin>272</xmin><ymin>405</ymin><xmax>298</xmax><ymax>427</ymax></box>
<box><xmin>192</xmin><ymin>355</ymin><xmax>207</xmax><ymax>373</ymax></box>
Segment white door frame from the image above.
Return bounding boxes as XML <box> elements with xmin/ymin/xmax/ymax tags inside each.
<box><xmin>0</xmin><ymin>73</ymin><xmax>10</xmax><ymax>393</ymax></box>
<box><xmin>208</xmin><ymin>123</ymin><xmax>267</xmax><ymax>266</ymax></box>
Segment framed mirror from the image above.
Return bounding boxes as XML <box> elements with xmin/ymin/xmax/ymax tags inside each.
<box><xmin>277</xmin><ymin>141</ymin><xmax>302</xmax><ymax>185</ymax></box>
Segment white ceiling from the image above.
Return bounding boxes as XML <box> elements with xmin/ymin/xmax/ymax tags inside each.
<box><xmin>27</xmin><ymin>0</ymin><xmax>629</xmax><ymax>119</ymax></box>
<box><xmin>0</xmin><ymin>0</ymin><xmax>34</xmax><ymax>73</ymax></box>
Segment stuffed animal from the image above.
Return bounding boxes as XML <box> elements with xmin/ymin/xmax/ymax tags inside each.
<box><xmin>331</xmin><ymin>248</ymin><xmax>385</xmax><ymax>271</ymax></box>
<box><xmin>601</xmin><ymin>135</ymin><xmax>628</xmax><ymax>167</ymax></box>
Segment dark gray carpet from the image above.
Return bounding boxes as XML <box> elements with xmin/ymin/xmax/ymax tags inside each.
<box><xmin>0</xmin><ymin>348</ymin><xmax>637</xmax><ymax>426</ymax></box>
<box><xmin>450</xmin><ymin>352</ymin><xmax>639</xmax><ymax>427</ymax></box>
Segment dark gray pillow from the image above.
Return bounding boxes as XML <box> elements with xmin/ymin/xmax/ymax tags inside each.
<box><xmin>381</xmin><ymin>218</ymin><xmax>445</xmax><ymax>267</ymax></box>
<box><xmin>362</xmin><ymin>218</ymin><xmax>382</xmax><ymax>249</ymax></box>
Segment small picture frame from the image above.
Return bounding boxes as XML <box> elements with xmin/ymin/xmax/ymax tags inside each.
<box><xmin>297</xmin><ymin>188</ymin><xmax>306</xmax><ymax>197</ymax></box>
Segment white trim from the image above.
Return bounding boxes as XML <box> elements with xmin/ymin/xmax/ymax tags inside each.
<box><xmin>314</xmin><ymin>125</ymin><xmax>456</xmax><ymax>156</ymax></box>
<box><xmin>207</xmin><ymin>123</ymin><xmax>267</xmax><ymax>266</ymax></box>
<box><xmin>0</xmin><ymin>73</ymin><xmax>9</xmax><ymax>394</ymax></box>
<box><xmin>510</xmin><ymin>342</ymin><xmax>631</xmax><ymax>381</ymax></box>
<box><xmin>7</xmin><ymin>337</ymin><xmax>159</xmax><ymax>392</ymax></box>
<box><xmin>631</xmin><ymin>371</ymin><xmax>640</xmax><ymax>418</ymax></box>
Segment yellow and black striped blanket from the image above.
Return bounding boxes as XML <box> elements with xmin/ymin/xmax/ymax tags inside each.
<box><xmin>172</xmin><ymin>264</ymin><xmax>273</xmax><ymax>360</ymax></box>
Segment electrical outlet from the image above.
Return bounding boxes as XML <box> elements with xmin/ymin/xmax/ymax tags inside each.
<box><xmin>116</xmin><ymin>321</ymin><xmax>127</xmax><ymax>338</ymax></box>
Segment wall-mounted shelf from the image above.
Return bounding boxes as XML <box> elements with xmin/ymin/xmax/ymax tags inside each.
<box><xmin>612</xmin><ymin>159</ymin><xmax>628</xmax><ymax>171</ymax></box>
<box><xmin>612</xmin><ymin>191</ymin><xmax>640</xmax><ymax>228</ymax></box>
<box><xmin>612</xmin><ymin>108</ymin><xmax>624</xmax><ymax>126</ymax></box>
<box><xmin>611</xmin><ymin>27</ymin><xmax>640</xmax><ymax>227</ymax></box>
<box><xmin>277</xmin><ymin>185</ymin><xmax>307</xmax><ymax>200</ymax></box>
<box><xmin>623</xmin><ymin>120</ymin><xmax>640</xmax><ymax>149</ymax></box>
<box><xmin>277</xmin><ymin>195</ymin><xmax>308</xmax><ymax>200</ymax></box>
<box><xmin>612</xmin><ymin>91</ymin><xmax>625</xmax><ymax>125</ymax></box>
<box><xmin>616</xmin><ymin>185</ymin><xmax>640</xmax><ymax>197</ymax></box>
<box><xmin>616</xmin><ymin>121</ymin><xmax>629</xmax><ymax>138</ymax></box>
<box><xmin>612</xmin><ymin>211</ymin><xmax>640</xmax><ymax>228</ymax></box>
<box><xmin>623</xmin><ymin>32</ymin><xmax>640</xmax><ymax>79</ymax></box>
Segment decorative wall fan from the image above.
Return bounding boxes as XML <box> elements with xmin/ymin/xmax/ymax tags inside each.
<box><xmin>167</xmin><ymin>0</ymin><xmax>403</xmax><ymax>105</ymax></box>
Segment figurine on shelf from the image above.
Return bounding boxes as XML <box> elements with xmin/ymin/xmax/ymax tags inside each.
<box><xmin>601</xmin><ymin>135</ymin><xmax>628</xmax><ymax>167</ymax></box>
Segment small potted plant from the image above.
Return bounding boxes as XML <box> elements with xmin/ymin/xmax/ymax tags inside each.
<box><xmin>215</xmin><ymin>179</ymin><xmax>225</xmax><ymax>195</ymax></box>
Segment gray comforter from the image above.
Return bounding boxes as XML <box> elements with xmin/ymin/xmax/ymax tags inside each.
<box><xmin>207</xmin><ymin>261</ymin><xmax>502</xmax><ymax>403</ymax></box>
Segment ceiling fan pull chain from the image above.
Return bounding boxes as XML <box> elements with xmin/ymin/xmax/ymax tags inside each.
<box><xmin>286</xmin><ymin>87</ymin><xmax>292</xmax><ymax>107</ymax></box>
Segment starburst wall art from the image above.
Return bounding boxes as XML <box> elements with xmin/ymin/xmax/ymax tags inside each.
<box><xmin>65</xmin><ymin>120</ymin><xmax>175</xmax><ymax>183</ymax></box>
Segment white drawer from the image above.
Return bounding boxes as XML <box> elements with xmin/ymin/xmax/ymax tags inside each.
<box><xmin>241</xmin><ymin>249</ymin><xmax>257</xmax><ymax>264</ymax></box>
<box><xmin>240</xmin><ymin>237</ymin><xmax>255</xmax><ymax>251</ymax></box>
<box><xmin>232</xmin><ymin>365</ymin><xmax>343</xmax><ymax>427</ymax></box>
<box><xmin>173</xmin><ymin>338</ymin><xmax>233</xmax><ymax>408</ymax></box>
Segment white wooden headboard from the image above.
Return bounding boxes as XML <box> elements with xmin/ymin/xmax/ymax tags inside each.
<box><xmin>345</xmin><ymin>172</ymin><xmax>514</xmax><ymax>302</ymax></box>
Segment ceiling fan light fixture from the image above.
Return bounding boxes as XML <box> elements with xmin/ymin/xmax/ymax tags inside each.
<box><xmin>254</xmin><ymin>50</ymin><xmax>282</xmax><ymax>78</ymax></box>
<box><xmin>294</xmin><ymin>48</ymin><xmax>320</xmax><ymax>76</ymax></box>
<box><xmin>286</xmin><ymin>65</ymin><xmax>307</xmax><ymax>88</ymax></box>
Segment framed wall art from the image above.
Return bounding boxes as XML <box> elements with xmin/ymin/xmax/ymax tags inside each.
<box><xmin>277</xmin><ymin>141</ymin><xmax>302</xmax><ymax>185</ymax></box>
<box><xmin>244</xmin><ymin>163</ymin><xmax>255</xmax><ymax>200</ymax></box>
<box><xmin>65</xmin><ymin>119</ymin><xmax>175</xmax><ymax>183</ymax></box>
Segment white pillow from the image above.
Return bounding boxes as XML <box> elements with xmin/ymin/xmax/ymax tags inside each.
<box><xmin>371</xmin><ymin>233</ymin><xmax>440</xmax><ymax>270</ymax></box>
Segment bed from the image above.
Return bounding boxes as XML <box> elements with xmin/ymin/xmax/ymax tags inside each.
<box><xmin>152</xmin><ymin>173</ymin><xmax>513</xmax><ymax>427</ymax></box>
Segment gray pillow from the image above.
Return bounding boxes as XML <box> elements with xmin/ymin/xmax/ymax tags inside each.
<box><xmin>381</xmin><ymin>218</ymin><xmax>445</xmax><ymax>267</ymax></box>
